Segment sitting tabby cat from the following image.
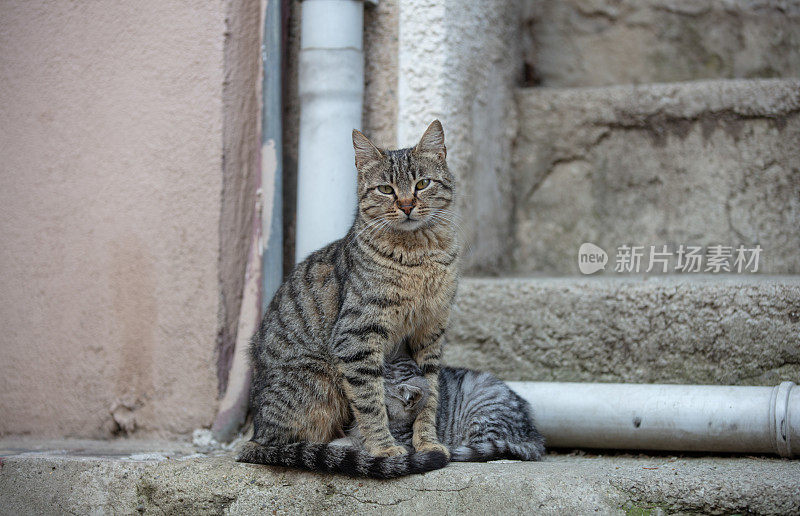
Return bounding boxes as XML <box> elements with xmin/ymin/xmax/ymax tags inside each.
<box><xmin>238</xmin><ymin>121</ymin><xmax>459</xmax><ymax>478</ymax></box>
<box><xmin>346</xmin><ymin>354</ymin><xmax>546</xmax><ymax>461</ymax></box>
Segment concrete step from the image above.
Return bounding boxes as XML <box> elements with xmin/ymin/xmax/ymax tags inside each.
<box><xmin>512</xmin><ymin>79</ymin><xmax>800</xmax><ymax>275</ymax></box>
<box><xmin>522</xmin><ymin>0</ymin><xmax>800</xmax><ymax>87</ymax></box>
<box><xmin>446</xmin><ymin>276</ymin><xmax>800</xmax><ymax>384</ymax></box>
<box><xmin>2</xmin><ymin>439</ymin><xmax>799</xmax><ymax>515</ymax></box>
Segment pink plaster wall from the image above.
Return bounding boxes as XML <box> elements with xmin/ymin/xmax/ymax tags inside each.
<box><xmin>0</xmin><ymin>1</ymin><xmax>260</xmax><ymax>438</ymax></box>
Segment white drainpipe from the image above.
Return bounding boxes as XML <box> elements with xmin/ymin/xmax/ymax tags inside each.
<box><xmin>508</xmin><ymin>381</ymin><xmax>798</xmax><ymax>457</ymax></box>
<box><xmin>295</xmin><ymin>0</ymin><xmax>367</xmax><ymax>261</ymax></box>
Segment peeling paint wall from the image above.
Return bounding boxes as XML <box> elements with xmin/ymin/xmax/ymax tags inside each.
<box><xmin>0</xmin><ymin>1</ymin><xmax>261</xmax><ymax>437</ymax></box>
<box><xmin>218</xmin><ymin>0</ymin><xmax>262</xmax><ymax>397</ymax></box>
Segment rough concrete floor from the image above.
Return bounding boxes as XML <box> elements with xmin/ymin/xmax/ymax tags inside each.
<box><xmin>1</xmin><ymin>439</ymin><xmax>798</xmax><ymax>515</ymax></box>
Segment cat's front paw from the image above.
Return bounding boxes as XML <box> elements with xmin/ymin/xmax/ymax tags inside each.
<box><xmin>415</xmin><ymin>440</ymin><xmax>451</xmax><ymax>459</ymax></box>
<box><xmin>369</xmin><ymin>444</ymin><xmax>409</xmax><ymax>458</ymax></box>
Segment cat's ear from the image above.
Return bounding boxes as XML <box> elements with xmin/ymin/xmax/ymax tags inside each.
<box><xmin>352</xmin><ymin>129</ymin><xmax>383</xmax><ymax>170</ymax></box>
<box><xmin>413</xmin><ymin>119</ymin><xmax>446</xmax><ymax>161</ymax></box>
<box><xmin>399</xmin><ymin>384</ymin><xmax>424</xmax><ymax>409</ymax></box>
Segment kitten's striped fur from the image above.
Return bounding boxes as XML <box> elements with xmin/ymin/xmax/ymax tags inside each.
<box><xmin>377</xmin><ymin>355</ymin><xmax>546</xmax><ymax>462</ymax></box>
<box><xmin>237</xmin><ymin>121</ymin><xmax>458</xmax><ymax>478</ymax></box>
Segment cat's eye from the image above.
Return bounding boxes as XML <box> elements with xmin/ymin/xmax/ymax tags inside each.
<box><xmin>415</xmin><ymin>178</ymin><xmax>431</xmax><ymax>190</ymax></box>
<box><xmin>377</xmin><ymin>185</ymin><xmax>394</xmax><ymax>195</ymax></box>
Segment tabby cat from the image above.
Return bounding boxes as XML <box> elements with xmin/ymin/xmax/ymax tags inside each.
<box><xmin>376</xmin><ymin>354</ymin><xmax>546</xmax><ymax>461</ymax></box>
<box><xmin>237</xmin><ymin>121</ymin><xmax>459</xmax><ymax>478</ymax></box>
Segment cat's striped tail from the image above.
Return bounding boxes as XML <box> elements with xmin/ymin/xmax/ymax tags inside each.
<box><xmin>236</xmin><ymin>441</ymin><xmax>449</xmax><ymax>479</ymax></box>
<box><xmin>450</xmin><ymin>438</ymin><xmax>545</xmax><ymax>462</ymax></box>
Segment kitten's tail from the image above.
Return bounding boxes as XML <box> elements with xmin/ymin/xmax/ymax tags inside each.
<box><xmin>236</xmin><ymin>440</ymin><xmax>449</xmax><ymax>479</ymax></box>
<box><xmin>450</xmin><ymin>438</ymin><xmax>545</xmax><ymax>462</ymax></box>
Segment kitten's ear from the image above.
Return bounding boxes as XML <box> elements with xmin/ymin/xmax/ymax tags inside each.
<box><xmin>413</xmin><ymin>119</ymin><xmax>446</xmax><ymax>161</ymax></box>
<box><xmin>399</xmin><ymin>384</ymin><xmax>424</xmax><ymax>409</ymax></box>
<box><xmin>352</xmin><ymin>129</ymin><xmax>383</xmax><ymax>170</ymax></box>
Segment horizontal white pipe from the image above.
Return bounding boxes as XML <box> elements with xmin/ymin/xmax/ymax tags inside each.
<box><xmin>296</xmin><ymin>0</ymin><xmax>364</xmax><ymax>262</ymax></box>
<box><xmin>507</xmin><ymin>381</ymin><xmax>798</xmax><ymax>457</ymax></box>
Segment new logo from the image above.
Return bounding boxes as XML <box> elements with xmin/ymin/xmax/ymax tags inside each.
<box><xmin>578</xmin><ymin>242</ymin><xmax>608</xmax><ymax>274</ymax></box>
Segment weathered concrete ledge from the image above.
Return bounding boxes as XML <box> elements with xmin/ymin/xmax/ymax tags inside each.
<box><xmin>512</xmin><ymin>78</ymin><xmax>800</xmax><ymax>275</ymax></box>
<box><xmin>446</xmin><ymin>276</ymin><xmax>800</xmax><ymax>385</ymax></box>
<box><xmin>1</xmin><ymin>439</ymin><xmax>799</xmax><ymax>515</ymax></box>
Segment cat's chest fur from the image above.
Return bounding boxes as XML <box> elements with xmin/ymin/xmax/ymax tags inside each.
<box><xmin>390</xmin><ymin>253</ymin><xmax>457</xmax><ymax>339</ymax></box>
<box><xmin>356</xmin><ymin>226</ymin><xmax>458</xmax><ymax>350</ymax></box>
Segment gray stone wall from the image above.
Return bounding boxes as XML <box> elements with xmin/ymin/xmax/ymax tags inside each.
<box><xmin>522</xmin><ymin>0</ymin><xmax>800</xmax><ymax>87</ymax></box>
<box><xmin>512</xmin><ymin>79</ymin><xmax>800</xmax><ymax>275</ymax></box>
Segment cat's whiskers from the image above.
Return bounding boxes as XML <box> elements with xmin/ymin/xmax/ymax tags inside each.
<box><xmin>354</xmin><ymin>216</ymin><xmax>394</xmax><ymax>246</ymax></box>
<box><xmin>369</xmin><ymin>218</ymin><xmax>393</xmax><ymax>240</ymax></box>
<box><xmin>426</xmin><ymin>209</ymin><xmax>471</xmax><ymax>254</ymax></box>
<box><xmin>355</xmin><ymin>216</ymin><xmax>387</xmax><ymax>240</ymax></box>
<box><xmin>426</xmin><ymin>208</ymin><xmax>465</xmax><ymax>235</ymax></box>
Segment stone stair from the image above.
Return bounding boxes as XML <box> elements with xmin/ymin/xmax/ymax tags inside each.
<box><xmin>446</xmin><ymin>2</ymin><xmax>800</xmax><ymax>392</ymax></box>
<box><xmin>446</xmin><ymin>276</ymin><xmax>800</xmax><ymax>385</ymax></box>
<box><xmin>416</xmin><ymin>6</ymin><xmax>800</xmax><ymax>508</ymax></box>
<box><xmin>435</xmin><ymin>12</ymin><xmax>800</xmax><ymax>512</ymax></box>
<box><xmin>2</xmin><ymin>439</ymin><xmax>799</xmax><ymax>515</ymax></box>
<box><xmin>447</xmin><ymin>77</ymin><xmax>800</xmax><ymax>387</ymax></box>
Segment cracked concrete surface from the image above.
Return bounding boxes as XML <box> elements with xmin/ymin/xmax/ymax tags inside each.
<box><xmin>446</xmin><ymin>276</ymin><xmax>800</xmax><ymax>385</ymax></box>
<box><xmin>512</xmin><ymin>79</ymin><xmax>800</xmax><ymax>275</ymax></box>
<box><xmin>522</xmin><ymin>0</ymin><xmax>800</xmax><ymax>87</ymax></box>
<box><xmin>1</xmin><ymin>439</ymin><xmax>799</xmax><ymax>515</ymax></box>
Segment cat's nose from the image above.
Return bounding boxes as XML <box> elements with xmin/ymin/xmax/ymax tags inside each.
<box><xmin>397</xmin><ymin>198</ymin><xmax>416</xmax><ymax>216</ymax></box>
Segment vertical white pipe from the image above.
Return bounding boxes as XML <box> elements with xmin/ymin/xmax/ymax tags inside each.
<box><xmin>295</xmin><ymin>0</ymin><xmax>364</xmax><ymax>261</ymax></box>
<box><xmin>507</xmin><ymin>381</ymin><xmax>798</xmax><ymax>457</ymax></box>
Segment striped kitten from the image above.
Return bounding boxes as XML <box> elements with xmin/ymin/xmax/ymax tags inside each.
<box><xmin>374</xmin><ymin>355</ymin><xmax>546</xmax><ymax>462</ymax></box>
<box><xmin>237</xmin><ymin>121</ymin><xmax>459</xmax><ymax>478</ymax></box>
